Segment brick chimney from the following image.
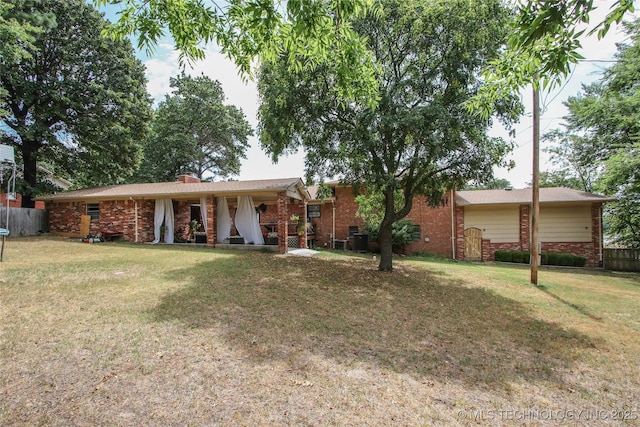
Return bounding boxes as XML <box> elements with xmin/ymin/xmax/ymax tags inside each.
<box><xmin>177</xmin><ymin>174</ymin><xmax>201</xmax><ymax>183</ymax></box>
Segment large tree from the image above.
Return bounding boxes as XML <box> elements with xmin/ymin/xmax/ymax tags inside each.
<box><xmin>0</xmin><ymin>0</ymin><xmax>152</xmax><ymax>207</ymax></box>
<box><xmin>135</xmin><ymin>73</ymin><xmax>252</xmax><ymax>182</ymax></box>
<box><xmin>258</xmin><ymin>0</ymin><xmax>521</xmax><ymax>271</ymax></box>
<box><xmin>543</xmin><ymin>19</ymin><xmax>640</xmax><ymax>248</ymax></box>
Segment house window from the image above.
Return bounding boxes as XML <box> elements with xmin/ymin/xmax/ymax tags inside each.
<box><xmin>86</xmin><ymin>203</ymin><xmax>100</xmax><ymax>220</ymax></box>
<box><xmin>308</xmin><ymin>205</ymin><xmax>321</xmax><ymax>218</ymax></box>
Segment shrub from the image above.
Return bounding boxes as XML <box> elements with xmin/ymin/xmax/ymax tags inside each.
<box><xmin>541</xmin><ymin>252</ymin><xmax>549</xmax><ymax>265</ymax></box>
<box><xmin>494</xmin><ymin>251</ymin><xmax>512</xmax><ymax>262</ymax></box>
<box><xmin>511</xmin><ymin>251</ymin><xmax>525</xmax><ymax>263</ymax></box>
<box><xmin>519</xmin><ymin>251</ymin><xmax>531</xmax><ymax>263</ymax></box>
<box><xmin>559</xmin><ymin>253</ymin><xmax>575</xmax><ymax>266</ymax></box>
<box><xmin>546</xmin><ymin>252</ymin><xmax>561</xmax><ymax>265</ymax></box>
<box><xmin>364</xmin><ymin>219</ymin><xmax>420</xmax><ymax>250</ymax></box>
<box><xmin>573</xmin><ymin>255</ymin><xmax>587</xmax><ymax>267</ymax></box>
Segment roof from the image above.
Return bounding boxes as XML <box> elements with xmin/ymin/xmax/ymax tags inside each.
<box><xmin>456</xmin><ymin>187</ymin><xmax>615</xmax><ymax>206</ymax></box>
<box><xmin>37</xmin><ymin>177</ymin><xmax>311</xmax><ymax>202</ymax></box>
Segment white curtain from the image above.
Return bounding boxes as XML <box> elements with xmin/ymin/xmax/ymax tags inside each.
<box><xmin>216</xmin><ymin>197</ymin><xmax>232</xmax><ymax>243</ymax></box>
<box><xmin>164</xmin><ymin>199</ymin><xmax>174</xmax><ymax>244</ymax></box>
<box><xmin>235</xmin><ymin>195</ymin><xmax>264</xmax><ymax>245</ymax></box>
<box><xmin>200</xmin><ymin>196</ymin><xmax>208</xmax><ymax>239</ymax></box>
<box><xmin>153</xmin><ymin>198</ymin><xmax>174</xmax><ymax>244</ymax></box>
<box><xmin>153</xmin><ymin>199</ymin><xmax>165</xmax><ymax>243</ymax></box>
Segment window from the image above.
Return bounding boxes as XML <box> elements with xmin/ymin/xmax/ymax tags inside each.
<box><xmin>86</xmin><ymin>203</ymin><xmax>100</xmax><ymax>220</ymax></box>
<box><xmin>308</xmin><ymin>205</ymin><xmax>321</xmax><ymax>218</ymax></box>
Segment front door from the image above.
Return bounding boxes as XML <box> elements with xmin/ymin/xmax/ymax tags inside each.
<box><xmin>464</xmin><ymin>227</ymin><xmax>482</xmax><ymax>261</ymax></box>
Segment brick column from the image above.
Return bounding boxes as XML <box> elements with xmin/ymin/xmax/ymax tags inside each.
<box><xmin>277</xmin><ymin>192</ymin><xmax>289</xmax><ymax>253</ymax></box>
<box><xmin>298</xmin><ymin>200</ymin><xmax>308</xmax><ymax>249</ymax></box>
<box><xmin>206</xmin><ymin>195</ymin><xmax>216</xmax><ymax>247</ymax></box>
<box><xmin>519</xmin><ymin>204</ymin><xmax>530</xmax><ymax>251</ymax></box>
<box><xmin>455</xmin><ymin>206</ymin><xmax>465</xmax><ymax>260</ymax></box>
<box><xmin>591</xmin><ymin>203</ymin><xmax>602</xmax><ymax>267</ymax></box>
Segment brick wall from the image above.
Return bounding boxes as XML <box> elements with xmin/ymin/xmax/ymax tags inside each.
<box><xmin>311</xmin><ymin>186</ymin><xmax>453</xmax><ymax>256</ymax></box>
<box><xmin>47</xmin><ymin>199</ymin><xmax>156</xmax><ymax>242</ymax></box>
<box><xmin>2</xmin><ymin>193</ymin><xmax>45</xmax><ymax>209</ymax></box>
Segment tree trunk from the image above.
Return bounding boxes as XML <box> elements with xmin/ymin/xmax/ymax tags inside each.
<box><xmin>20</xmin><ymin>144</ymin><xmax>37</xmax><ymax>208</ymax></box>
<box><xmin>377</xmin><ymin>186</ymin><xmax>397</xmax><ymax>272</ymax></box>
<box><xmin>377</xmin><ymin>218</ymin><xmax>394</xmax><ymax>271</ymax></box>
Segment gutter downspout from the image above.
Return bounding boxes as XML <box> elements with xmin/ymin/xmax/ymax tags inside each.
<box><xmin>130</xmin><ymin>197</ymin><xmax>138</xmax><ymax>242</ymax></box>
<box><xmin>332</xmin><ymin>199</ymin><xmax>336</xmax><ymax>249</ymax></box>
<box><xmin>451</xmin><ymin>188</ymin><xmax>456</xmax><ymax>260</ymax></box>
<box><xmin>599</xmin><ymin>205</ymin><xmax>603</xmax><ymax>267</ymax></box>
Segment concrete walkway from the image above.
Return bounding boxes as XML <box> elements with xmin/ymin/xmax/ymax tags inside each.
<box><xmin>287</xmin><ymin>248</ymin><xmax>320</xmax><ymax>257</ymax></box>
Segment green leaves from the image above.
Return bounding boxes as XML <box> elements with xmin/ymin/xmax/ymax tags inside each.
<box><xmin>1</xmin><ymin>0</ymin><xmax>153</xmax><ymax>203</ymax></box>
<box><xmin>468</xmin><ymin>0</ymin><xmax>635</xmax><ymax>119</ymax></box>
<box><xmin>541</xmin><ymin>18</ymin><xmax>640</xmax><ymax>248</ymax></box>
<box><xmin>135</xmin><ymin>72</ymin><xmax>252</xmax><ymax>182</ymax></box>
<box><xmin>96</xmin><ymin>0</ymin><xmax>380</xmax><ymax>104</ymax></box>
<box><xmin>258</xmin><ymin>0</ymin><xmax>519</xmax><ymax>269</ymax></box>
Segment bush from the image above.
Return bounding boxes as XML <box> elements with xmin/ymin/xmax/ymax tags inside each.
<box><xmin>364</xmin><ymin>219</ymin><xmax>420</xmax><ymax>250</ymax></box>
<box><xmin>559</xmin><ymin>253</ymin><xmax>575</xmax><ymax>266</ymax></box>
<box><xmin>511</xmin><ymin>251</ymin><xmax>525</xmax><ymax>263</ymax></box>
<box><xmin>541</xmin><ymin>252</ymin><xmax>549</xmax><ymax>265</ymax></box>
<box><xmin>545</xmin><ymin>252</ymin><xmax>561</xmax><ymax>265</ymax></box>
<box><xmin>494</xmin><ymin>250</ymin><xmax>586</xmax><ymax>267</ymax></box>
<box><xmin>494</xmin><ymin>251</ymin><xmax>512</xmax><ymax>262</ymax></box>
<box><xmin>573</xmin><ymin>255</ymin><xmax>587</xmax><ymax>267</ymax></box>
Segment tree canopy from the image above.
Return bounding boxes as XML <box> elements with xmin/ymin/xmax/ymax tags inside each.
<box><xmin>1</xmin><ymin>0</ymin><xmax>152</xmax><ymax>207</ymax></box>
<box><xmin>469</xmin><ymin>0</ymin><xmax>636</xmax><ymax>117</ymax></box>
<box><xmin>543</xmin><ymin>19</ymin><xmax>640</xmax><ymax>248</ymax></box>
<box><xmin>95</xmin><ymin>0</ymin><xmax>379</xmax><ymax>105</ymax></box>
<box><xmin>258</xmin><ymin>0</ymin><xmax>521</xmax><ymax>271</ymax></box>
<box><xmin>135</xmin><ymin>73</ymin><xmax>252</xmax><ymax>182</ymax></box>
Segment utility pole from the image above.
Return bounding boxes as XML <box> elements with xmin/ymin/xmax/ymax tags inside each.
<box><xmin>531</xmin><ymin>83</ymin><xmax>540</xmax><ymax>285</ymax></box>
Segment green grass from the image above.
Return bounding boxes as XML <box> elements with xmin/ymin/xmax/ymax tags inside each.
<box><xmin>1</xmin><ymin>237</ymin><xmax>639</xmax><ymax>426</ymax></box>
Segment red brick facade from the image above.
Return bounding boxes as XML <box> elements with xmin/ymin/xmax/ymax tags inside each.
<box><xmin>309</xmin><ymin>187</ymin><xmax>454</xmax><ymax>257</ymax></box>
<box><xmin>43</xmin><ymin>180</ymin><xmax>606</xmax><ymax>266</ymax></box>
<box><xmin>1</xmin><ymin>193</ymin><xmax>45</xmax><ymax>209</ymax></box>
<box><xmin>310</xmin><ymin>185</ymin><xmax>604</xmax><ymax>267</ymax></box>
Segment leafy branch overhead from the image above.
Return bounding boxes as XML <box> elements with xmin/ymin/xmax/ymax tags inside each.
<box><xmin>94</xmin><ymin>0</ymin><xmax>381</xmax><ymax>105</ymax></box>
<box><xmin>468</xmin><ymin>0</ymin><xmax>636</xmax><ymax>118</ymax></box>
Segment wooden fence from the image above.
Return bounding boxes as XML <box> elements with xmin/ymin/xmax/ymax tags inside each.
<box><xmin>0</xmin><ymin>207</ymin><xmax>47</xmax><ymax>236</ymax></box>
<box><xmin>603</xmin><ymin>248</ymin><xmax>640</xmax><ymax>272</ymax></box>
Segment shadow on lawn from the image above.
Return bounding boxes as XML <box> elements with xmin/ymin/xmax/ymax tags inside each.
<box><xmin>152</xmin><ymin>253</ymin><xmax>598</xmax><ymax>388</ymax></box>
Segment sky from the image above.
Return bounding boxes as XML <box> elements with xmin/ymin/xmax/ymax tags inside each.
<box><xmin>104</xmin><ymin>2</ymin><xmax>635</xmax><ymax>189</ymax></box>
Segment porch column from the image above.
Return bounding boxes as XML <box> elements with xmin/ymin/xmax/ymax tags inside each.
<box><xmin>206</xmin><ymin>194</ymin><xmax>216</xmax><ymax>247</ymax></box>
<box><xmin>277</xmin><ymin>192</ymin><xmax>288</xmax><ymax>253</ymax></box>
<box><xmin>299</xmin><ymin>200</ymin><xmax>308</xmax><ymax>249</ymax></box>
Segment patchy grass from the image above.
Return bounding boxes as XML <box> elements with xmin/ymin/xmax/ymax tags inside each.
<box><xmin>1</xmin><ymin>237</ymin><xmax>639</xmax><ymax>426</ymax></box>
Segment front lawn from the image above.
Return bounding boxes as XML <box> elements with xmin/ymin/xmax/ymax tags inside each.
<box><xmin>1</xmin><ymin>237</ymin><xmax>638</xmax><ymax>425</ymax></box>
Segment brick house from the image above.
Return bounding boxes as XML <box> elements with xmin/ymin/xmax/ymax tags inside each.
<box><xmin>39</xmin><ymin>175</ymin><xmax>311</xmax><ymax>254</ymax></box>
<box><xmin>307</xmin><ymin>183</ymin><xmax>612</xmax><ymax>267</ymax></box>
<box><xmin>39</xmin><ymin>176</ymin><xmax>611</xmax><ymax>266</ymax></box>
